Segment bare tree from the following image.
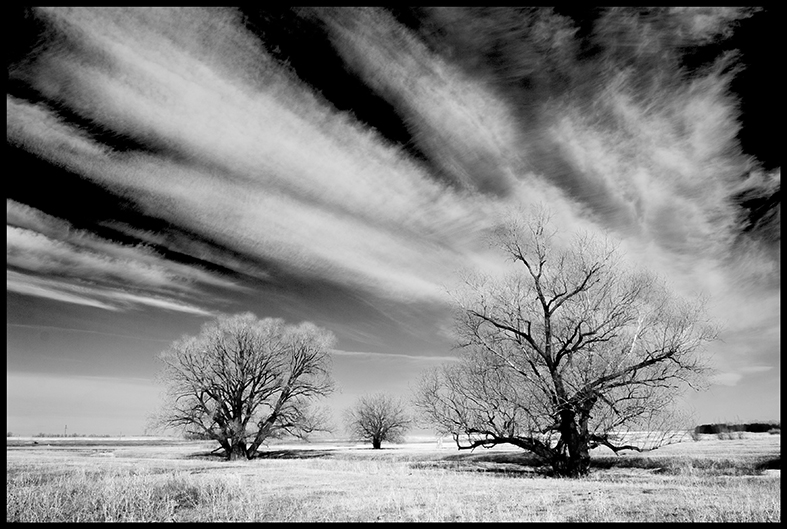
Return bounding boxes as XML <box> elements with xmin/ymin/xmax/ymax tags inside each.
<box><xmin>152</xmin><ymin>312</ymin><xmax>335</xmax><ymax>460</ymax></box>
<box><xmin>344</xmin><ymin>393</ymin><xmax>412</xmax><ymax>449</ymax></box>
<box><xmin>414</xmin><ymin>210</ymin><xmax>717</xmax><ymax>477</ymax></box>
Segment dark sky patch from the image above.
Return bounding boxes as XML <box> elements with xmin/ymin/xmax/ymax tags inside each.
<box><xmin>238</xmin><ymin>7</ymin><xmax>433</xmax><ymax>167</ymax></box>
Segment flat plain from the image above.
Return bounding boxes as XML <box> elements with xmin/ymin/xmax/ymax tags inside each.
<box><xmin>6</xmin><ymin>432</ymin><xmax>780</xmax><ymax>522</ymax></box>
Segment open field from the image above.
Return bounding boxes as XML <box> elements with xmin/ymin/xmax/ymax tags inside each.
<box><xmin>7</xmin><ymin>433</ymin><xmax>780</xmax><ymax>522</ymax></box>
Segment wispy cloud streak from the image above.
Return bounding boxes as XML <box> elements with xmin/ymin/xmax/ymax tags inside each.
<box><xmin>331</xmin><ymin>349</ymin><xmax>461</xmax><ymax>363</ymax></box>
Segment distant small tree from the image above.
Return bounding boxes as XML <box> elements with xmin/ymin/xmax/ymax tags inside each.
<box><xmin>152</xmin><ymin>312</ymin><xmax>335</xmax><ymax>460</ymax></box>
<box><xmin>344</xmin><ymin>393</ymin><xmax>412</xmax><ymax>449</ymax></box>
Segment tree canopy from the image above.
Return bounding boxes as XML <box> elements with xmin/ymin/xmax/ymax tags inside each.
<box><xmin>153</xmin><ymin>312</ymin><xmax>335</xmax><ymax>460</ymax></box>
<box><xmin>414</xmin><ymin>211</ymin><xmax>717</xmax><ymax>477</ymax></box>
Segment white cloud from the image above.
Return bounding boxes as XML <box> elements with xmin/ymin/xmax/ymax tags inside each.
<box><xmin>7</xmin><ymin>225</ymin><xmax>179</xmax><ymax>289</ymax></box>
<box><xmin>709</xmin><ymin>364</ymin><xmax>775</xmax><ymax>388</ymax></box>
<box><xmin>7</xmin><ymin>270</ymin><xmax>216</xmax><ymax>316</ymax></box>
<box><xmin>313</xmin><ymin>7</ymin><xmax>523</xmax><ymax>196</ymax></box>
<box><xmin>668</xmin><ymin>7</ymin><xmax>758</xmax><ymax>43</ymax></box>
<box><xmin>330</xmin><ymin>349</ymin><xmax>460</xmax><ymax>362</ymax></box>
<box><xmin>7</xmin><ymin>271</ymin><xmax>120</xmax><ymax>311</ymax></box>
<box><xmin>8</xmin><ymin>199</ymin><xmax>244</xmax><ymax>305</ymax></box>
<box><xmin>739</xmin><ymin>365</ymin><xmax>774</xmax><ymax>374</ymax></box>
<box><xmin>710</xmin><ymin>372</ymin><xmax>742</xmax><ymax>387</ymax></box>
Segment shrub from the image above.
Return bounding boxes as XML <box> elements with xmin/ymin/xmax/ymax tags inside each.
<box><xmin>695</xmin><ymin>422</ymin><xmax>780</xmax><ymax>436</ymax></box>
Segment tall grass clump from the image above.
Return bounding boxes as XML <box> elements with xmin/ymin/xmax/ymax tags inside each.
<box><xmin>6</xmin><ymin>465</ymin><xmax>235</xmax><ymax>522</ymax></box>
<box><xmin>590</xmin><ymin>454</ymin><xmax>777</xmax><ymax>476</ymax></box>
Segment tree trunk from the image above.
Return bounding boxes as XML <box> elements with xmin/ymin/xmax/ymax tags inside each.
<box><xmin>226</xmin><ymin>441</ymin><xmax>249</xmax><ymax>460</ymax></box>
<box><xmin>552</xmin><ymin>410</ymin><xmax>591</xmax><ymax>477</ymax></box>
<box><xmin>564</xmin><ymin>435</ymin><xmax>591</xmax><ymax>477</ymax></box>
<box><xmin>372</xmin><ymin>437</ymin><xmax>382</xmax><ymax>449</ymax></box>
<box><xmin>247</xmin><ymin>412</ymin><xmax>279</xmax><ymax>456</ymax></box>
<box><xmin>550</xmin><ymin>447</ymin><xmax>590</xmax><ymax>477</ymax></box>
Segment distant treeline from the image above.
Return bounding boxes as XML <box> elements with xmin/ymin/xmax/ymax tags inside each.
<box><xmin>183</xmin><ymin>431</ymin><xmax>213</xmax><ymax>440</ymax></box>
<box><xmin>31</xmin><ymin>433</ymin><xmax>113</xmax><ymax>438</ymax></box>
<box><xmin>694</xmin><ymin>422</ymin><xmax>780</xmax><ymax>434</ymax></box>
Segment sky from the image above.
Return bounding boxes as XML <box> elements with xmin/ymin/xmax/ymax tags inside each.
<box><xmin>7</xmin><ymin>7</ymin><xmax>780</xmax><ymax>437</ymax></box>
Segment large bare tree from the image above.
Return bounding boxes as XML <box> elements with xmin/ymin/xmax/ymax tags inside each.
<box><xmin>153</xmin><ymin>312</ymin><xmax>335</xmax><ymax>460</ymax></box>
<box><xmin>344</xmin><ymin>393</ymin><xmax>412</xmax><ymax>449</ymax></box>
<box><xmin>414</xmin><ymin>211</ymin><xmax>717</xmax><ymax>477</ymax></box>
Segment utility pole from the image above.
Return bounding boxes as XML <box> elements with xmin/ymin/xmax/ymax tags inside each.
<box><xmin>64</xmin><ymin>424</ymin><xmax>67</xmax><ymax>437</ymax></box>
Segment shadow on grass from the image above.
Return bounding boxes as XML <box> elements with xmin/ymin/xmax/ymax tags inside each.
<box><xmin>184</xmin><ymin>446</ymin><xmax>780</xmax><ymax>477</ymax></box>
<box><xmin>184</xmin><ymin>448</ymin><xmax>339</xmax><ymax>461</ymax></box>
<box><xmin>254</xmin><ymin>446</ymin><xmax>413</xmax><ymax>459</ymax></box>
<box><xmin>253</xmin><ymin>449</ymin><xmax>338</xmax><ymax>460</ymax></box>
<box><xmin>411</xmin><ymin>459</ymin><xmax>549</xmax><ymax>477</ymax></box>
<box><xmin>755</xmin><ymin>456</ymin><xmax>780</xmax><ymax>470</ymax></box>
<box><xmin>591</xmin><ymin>454</ymin><xmax>780</xmax><ymax>475</ymax></box>
<box><xmin>440</xmin><ymin>451</ymin><xmax>543</xmax><ymax>465</ymax></box>
<box><xmin>186</xmin><ymin>446</ymin><xmax>417</xmax><ymax>461</ymax></box>
<box><xmin>422</xmin><ymin>451</ymin><xmax>780</xmax><ymax>477</ymax></box>
<box><xmin>590</xmin><ymin>456</ymin><xmax>665</xmax><ymax>471</ymax></box>
<box><xmin>410</xmin><ymin>451</ymin><xmax>552</xmax><ymax>477</ymax></box>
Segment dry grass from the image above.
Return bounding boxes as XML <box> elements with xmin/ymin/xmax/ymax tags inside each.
<box><xmin>6</xmin><ymin>434</ymin><xmax>780</xmax><ymax>522</ymax></box>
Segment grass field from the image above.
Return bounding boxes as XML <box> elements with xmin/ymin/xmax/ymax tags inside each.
<box><xmin>6</xmin><ymin>433</ymin><xmax>780</xmax><ymax>522</ymax></box>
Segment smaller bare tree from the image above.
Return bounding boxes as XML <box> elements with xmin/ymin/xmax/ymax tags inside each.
<box><xmin>344</xmin><ymin>393</ymin><xmax>412</xmax><ymax>449</ymax></box>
